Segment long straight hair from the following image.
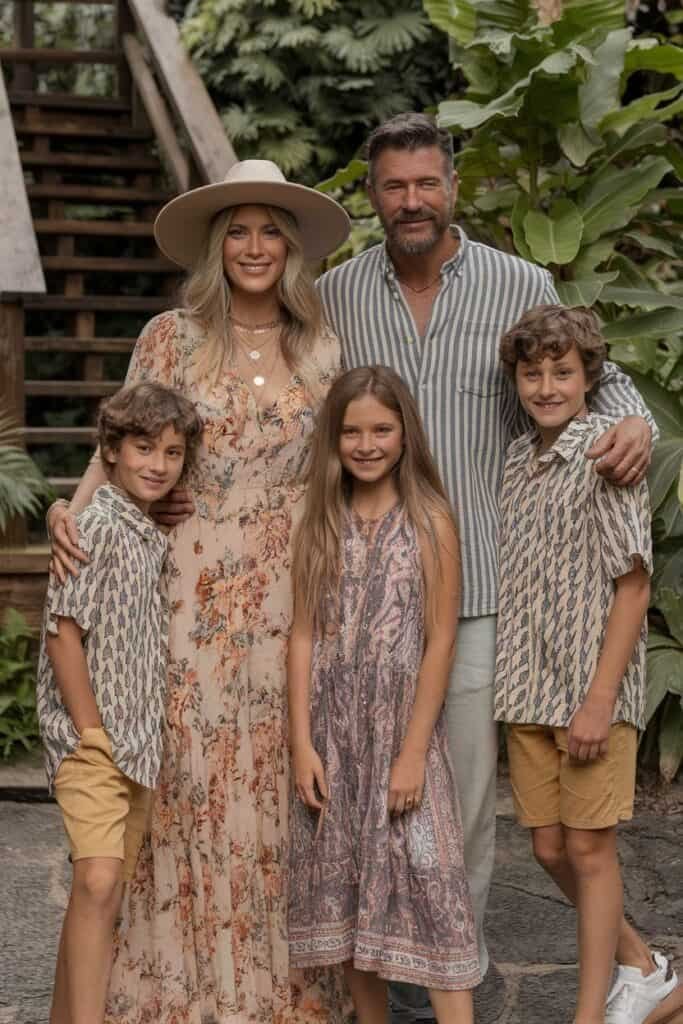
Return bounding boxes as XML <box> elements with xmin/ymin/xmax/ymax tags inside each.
<box><xmin>293</xmin><ymin>365</ymin><xmax>459</xmax><ymax>626</ymax></box>
<box><xmin>181</xmin><ymin>204</ymin><xmax>325</xmax><ymax>400</ymax></box>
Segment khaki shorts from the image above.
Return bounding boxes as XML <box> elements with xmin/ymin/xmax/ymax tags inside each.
<box><xmin>506</xmin><ymin>722</ymin><xmax>637</xmax><ymax>830</ymax></box>
<box><xmin>54</xmin><ymin>726</ymin><xmax>151</xmax><ymax>881</ymax></box>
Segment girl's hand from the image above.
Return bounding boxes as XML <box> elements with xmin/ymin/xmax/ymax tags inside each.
<box><xmin>388</xmin><ymin>750</ymin><xmax>425</xmax><ymax>815</ymax></box>
<box><xmin>293</xmin><ymin>744</ymin><xmax>328</xmax><ymax>810</ymax></box>
<box><xmin>48</xmin><ymin>504</ymin><xmax>88</xmax><ymax>583</ymax></box>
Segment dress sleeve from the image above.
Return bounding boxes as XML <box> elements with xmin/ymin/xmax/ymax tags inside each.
<box><xmin>593</xmin><ymin>476</ymin><xmax>653</xmax><ymax>580</ymax></box>
<box><xmin>125</xmin><ymin>310</ymin><xmax>185</xmax><ymax>389</ymax></box>
<box><xmin>44</xmin><ymin>512</ymin><xmax>117</xmax><ymax>636</ymax></box>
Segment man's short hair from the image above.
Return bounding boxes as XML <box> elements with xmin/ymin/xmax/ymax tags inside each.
<box><xmin>98</xmin><ymin>381</ymin><xmax>203</xmax><ymax>471</ymax></box>
<box><xmin>499</xmin><ymin>304</ymin><xmax>606</xmax><ymax>385</ymax></box>
<box><xmin>365</xmin><ymin>112</ymin><xmax>454</xmax><ymax>184</ymax></box>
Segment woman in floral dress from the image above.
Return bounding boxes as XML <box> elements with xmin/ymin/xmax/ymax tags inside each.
<box><xmin>46</xmin><ymin>161</ymin><xmax>350</xmax><ymax>1023</ymax></box>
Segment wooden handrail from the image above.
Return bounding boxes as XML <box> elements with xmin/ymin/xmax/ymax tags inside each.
<box><xmin>126</xmin><ymin>0</ymin><xmax>237</xmax><ymax>184</ymax></box>
<box><xmin>0</xmin><ymin>67</ymin><xmax>45</xmax><ymax>300</ymax></box>
<box><xmin>122</xmin><ymin>33</ymin><xmax>190</xmax><ymax>193</ymax></box>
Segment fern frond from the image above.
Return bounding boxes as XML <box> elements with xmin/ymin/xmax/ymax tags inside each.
<box><xmin>360</xmin><ymin>11</ymin><xmax>432</xmax><ymax>55</ymax></box>
<box><xmin>289</xmin><ymin>0</ymin><xmax>339</xmax><ymax>16</ymax></box>
<box><xmin>231</xmin><ymin>55</ymin><xmax>287</xmax><ymax>89</ymax></box>
<box><xmin>322</xmin><ymin>27</ymin><xmax>386</xmax><ymax>73</ymax></box>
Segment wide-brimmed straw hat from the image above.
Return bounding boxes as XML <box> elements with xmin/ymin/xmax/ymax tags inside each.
<box><xmin>154</xmin><ymin>159</ymin><xmax>351</xmax><ymax>267</ymax></box>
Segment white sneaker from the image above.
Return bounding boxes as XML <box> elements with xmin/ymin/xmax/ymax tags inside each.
<box><xmin>605</xmin><ymin>951</ymin><xmax>683</xmax><ymax>1024</ymax></box>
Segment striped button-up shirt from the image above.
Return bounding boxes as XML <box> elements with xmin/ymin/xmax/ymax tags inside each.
<box><xmin>318</xmin><ymin>228</ymin><xmax>656</xmax><ymax>618</ymax></box>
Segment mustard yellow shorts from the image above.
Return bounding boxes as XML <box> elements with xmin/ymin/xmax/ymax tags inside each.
<box><xmin>54</xmin><ymin>726</ymin><xmax>151</xmax><ymax>881</ymax></box>
<box><xmin>506</xmin><ymin>722</ymin><xmax>638</xmax><ymax>830</ymax></box>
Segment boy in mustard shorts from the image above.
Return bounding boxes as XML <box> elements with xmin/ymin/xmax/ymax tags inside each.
<box><xmin>36</xmin><ymin>381</ymin><xmax>201</xmax><ymax>1024</ymax></box>
<box><xmin>494</xmin><ymin>305</ymin><xmax>682</xmax><ymax>1024</ymax></box>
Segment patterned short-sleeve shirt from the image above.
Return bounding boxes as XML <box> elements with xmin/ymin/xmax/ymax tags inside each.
<box><xmin>493</xmin><ymin>413</ymin><xmax>652</xmax><ymax>730</ymax></box>
<box><xmin>36</xmin><ymin>485</ymin><xmax>169</xmax><ymax>790</ymax></box>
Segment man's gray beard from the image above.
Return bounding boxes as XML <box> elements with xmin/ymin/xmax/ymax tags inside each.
<box><xmin>385</xmin><ymin>213</ymin><xmax>450</xmax><ymax>257</ymax></box>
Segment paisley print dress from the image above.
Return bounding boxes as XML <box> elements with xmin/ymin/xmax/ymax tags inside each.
<box><xmin>288</xmin><ymin>505</ymin><xmax>481</xmax><ymax>991</ymax></box>
<box><xmin>105</xmin><ymin>310</ymin><xmax>346</xmax><ymax>1024</ymax></box>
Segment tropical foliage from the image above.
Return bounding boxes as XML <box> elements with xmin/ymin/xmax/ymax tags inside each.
<box><xmin>176</xmin><ymin>0</ymin><xmax>452</xmax><ymax>184</ymax></box>
<box><xmin>0</xmin><ymin>609</ymin><xmax>39</xmax><ymax>760</ymax></box>
<box><xmin>0</xmin><ymin>408</ymin><xmax>54</xmax><ymax>535</ymax></box>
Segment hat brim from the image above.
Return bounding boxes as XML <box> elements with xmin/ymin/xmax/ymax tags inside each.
<box><xmin>154</xmin><ymin>179</ymin><xmax>351</xmax><ymax>267</ymax></box>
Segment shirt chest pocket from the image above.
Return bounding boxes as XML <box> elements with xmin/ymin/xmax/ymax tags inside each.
<box><xmin>454</xmin><ymin>320</ymin><xmax>506</xmax><ymax>396</ymax></box>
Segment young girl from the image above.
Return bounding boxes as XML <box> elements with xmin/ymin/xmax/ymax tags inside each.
<box><xmin>287</xmin><ymin>366</ymin><xmax>481</xmax><ymax>1023</ymax></box>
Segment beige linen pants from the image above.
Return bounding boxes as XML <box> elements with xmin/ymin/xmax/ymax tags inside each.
<box><xmin>446</xmin><ymin>614</ymin><xmax>498</xmax><ymax>977</ymax></box>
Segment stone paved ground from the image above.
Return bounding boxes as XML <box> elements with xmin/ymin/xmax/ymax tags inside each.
<box><xmin>0</xmin><ymin>777</ymin><xmax>681</xmax><ymax>1024</ymax></box>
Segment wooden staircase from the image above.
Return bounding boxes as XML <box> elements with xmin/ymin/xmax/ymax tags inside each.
<box><xmin>0</xmin><ymin>0</ymin><xmax>236</xmax><ymax>625</ymax></box>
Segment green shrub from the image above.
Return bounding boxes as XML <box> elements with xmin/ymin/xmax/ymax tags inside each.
<box><xmin>0</xmin><ymin>610</ymin><xmax>40</xmax><ymax>760</ymax></box>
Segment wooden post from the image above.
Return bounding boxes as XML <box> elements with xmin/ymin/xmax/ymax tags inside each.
<box><xmin>115</xmin><ymin>0</ymin><xmax>135</xmax><ymax>103</ymax></box>
<box><xmin>12</xmin><ymin>1</ymin><xmax>35</xmax><ymax>92</ymax></box>
<box><xmin>0</xmin><ymin>301</ymin><xmax>28</xmax><ymax>546</ymax></box>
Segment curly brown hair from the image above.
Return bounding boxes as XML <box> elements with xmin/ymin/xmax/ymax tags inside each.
<box><xmin>98</xmin><ymin>381</ymin><xmax>203</xmax><ymax>474</ymax></box>
<box><xmin>499</xmin><ymin>304</ymin><xmax>606</xmax><ymax>386</ymax></box>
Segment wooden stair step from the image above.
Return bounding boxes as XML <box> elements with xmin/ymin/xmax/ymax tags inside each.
<box><xmin>48</xmin><ymin>478</ymin><xmax>82</xmax><ymax>497</ymax></box>
<box><xmin>9</xmin><ymin>90</ymin><xmax>130</xmax><ymax>113</ymax></box>
<box><xmin>25</xmin><ymin>336</ymin><xmax>136</xmax><ymax>353</ymax></box>
<box><xmin>25</xmin><ymin>381</ymin><xmax>123</xmax><ymax>397</ymax></box>
<box><xmin>28</xmin><ymin>184</ymin><xmax>172</xmax><ymax>203</ymax></box>
<box><xmin>34</xmin><ymin>219</ymin><xmax>154</xmax><ymax>237</ymax></box>
<box><xmin>24</xmin><ymin>427</ymin><xmax>97</xmax><ymax>444</ymax></box>
<box><xmin>0</xmin><ymin>547</ymin><xmax>50</xmax><ymax>575</ymax></box>
<box><xmin>25</xmin><ymin>295</ymin><xmax>169</xmax><ymax>313</ymax></box>
<box><xmin>0</xmin><ymin>48</ymin><xmax>119</xmax><ymax>65</ymax></box>
<box><xmin>16</xmin><ymin>121</ymin><xmax>152</xmax><ymax>141</ymax></box>
<box><xmin>42</xmin><ymin>256</ymin><xmax>176</xmax><ymax>274</ymax></box>
<box><xmin>22</xmin><ymin>152</ymin><xmax>161</xmax><ymax>171</ymax></box>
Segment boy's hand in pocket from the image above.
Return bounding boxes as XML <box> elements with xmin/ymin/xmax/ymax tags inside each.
<box><xmin>568</xmin><ymin>695</ymin><xmax>612</xmax><ymax>761</ymax></box>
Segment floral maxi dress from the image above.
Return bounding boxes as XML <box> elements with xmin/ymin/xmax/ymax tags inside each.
<box><xmin>105</xmin><ymin>310</ymin><xmax>346</xmax><ymax>1024</ymax></box>
<box><xmin>288</xmin><ymin>505</ymin><xmax>481</xmax><ymax>991</ymax></box>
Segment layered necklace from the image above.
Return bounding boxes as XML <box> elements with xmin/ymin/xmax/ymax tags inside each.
<box><xmin>231</xmin><ymin>315</ymin><xmax>284</xmax><ymax>389</ymax></box>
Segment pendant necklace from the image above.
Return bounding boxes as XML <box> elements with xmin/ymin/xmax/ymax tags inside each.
<box><xmin>234</xmin><ymin>332</ymin><xmax>281</xmax><ymax>390</ymax></box>
<box><xmin>231</xmin><ymin>318</ymin><xmax>282</xmax><ymax>369</ymax></box>
<box><xmin>396</xmin><ymin>273</ymin><xmax>441</xmax><ymax>294</ymax></box>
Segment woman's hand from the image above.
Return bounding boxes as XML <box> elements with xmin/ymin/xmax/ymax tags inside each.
<box><xmin>48</xmin><ymin>504</ymin><xmax>88</xmax><ymax>583</ymax></box>
<box><xmin>388</xmin><ymin>749</ymin><xmax>425</xmax><ymax>815</ymax></box>
<box><xmin>293</xmin><ymin>743</ymin><xmax>328</xmax><ymax>811</ymax></box>
<box><xmin>150</xmin><ymin>487</ymin><xmax>195</xmax><ymax>527</ymax></box>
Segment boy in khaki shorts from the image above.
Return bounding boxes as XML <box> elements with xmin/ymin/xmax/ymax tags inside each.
<box><xmin>36</xmin><ymin>381</ymin><xmax>201</xmax><ymax>1024</ymax></box>
<box><xmin>494</xmin><ymin>306</ymin><xmax>682</xmax><ymax>1024</ymax></box>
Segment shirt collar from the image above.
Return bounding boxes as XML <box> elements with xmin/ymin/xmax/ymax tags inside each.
<box><xmin>92</xmin><ymin>484</ymin><xmax>166</xmax><ymax>543</ymax></box>
<box><xmin>380</xmin><ymin>224</ymin><xmax>468</xmax><ymax>282</ymax></box>
<box><xmin>527</xmin><ymin>414</ymin><xmax>595</xmax><ymax>476</ymax></box>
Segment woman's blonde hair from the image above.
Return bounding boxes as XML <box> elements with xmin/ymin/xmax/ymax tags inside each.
<box><xmin>181</xmin><ymin>204</ymin><xmax>325</xmax><ymax>399</ymax></box>
<box><xmin>293</xmin><ymin>365</ymin><xmax>458</xmax><ymax>626</ymax></box>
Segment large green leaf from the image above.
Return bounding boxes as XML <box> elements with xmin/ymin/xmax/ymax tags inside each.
<box><xmin>555</xmin><ymin>272</ymin><xmax>617</xmax><ymax>307</ymax></box>
<box><xmin>572</xmin><ymin>238</ymin><xmax>616</xmax><ymax>276</ymax></box>
<box><xmin>424</xmin><ymin>0</ymin><xmax>535</xmax><ymax>44</ymax></box>
<box><xmin>658</xmin><ymin>587</ymin><xmax>683</xmax><ymax>647</ymax></box>
<box><xmin>423</xmin><ymin>0</ymin><xmax>477</xmax><ymax>45</ymax></box>
<box><xmin>645</xmin><ymin>646</ymin><xmax>683</xmax><ymax>723</ymax></box>
<box><xmin>600</xmin><ymin>288</ymin><xmax>683</xmax><ymax>311</ymax></box>
<box><xmin>523</xmin><ymin>199</ymin><xmax>583</xmax><ymax>266</ymax></box>
<box><xmin>579</xmin><ymin>156</ymin><xmax>672</xmax><ymax>243</ymax></box>
<box><xmin>579</xmin><ymin>29</ymin><xmax>630</xmax><ymax>129</ymax></box>
<box><xmin>558</xmin><ymin>0</ymin><xmax>625</xmax><ymax>41</ymax></box>
<box><xmin>510</xmin><ymin>192</ymin><xmax>532</xmax><ymax>261</ymax></box>
<box><xmin>659</xmin><ymin>693</ymin><xmax>683</xmax><ymax>783</ymax></box>
<box><xmin>624</xmin><ymin>42</ymin><xmax>683</xmax><ymax>81</ymax></box>
<box><xmin>653</xmin><ymin>480</ymin><xmax>683</xmax><ymax>542</ymax></box>
<box><xmin>558</xmin><ymin>121</ymin><xmax>604</xmax><ymax>167</ymax></box>
<box><xmin>623</xmin><ymin>231</ymin><xmax>677</xmax><ymax>259</ymax></box>
<box><xmin>647</xmin><ymin>439</ymin><xmax>683</xmax><ymax>513</ymax></box>
<box><xmin>608</xmin><ymin>338</ymin><xmax>658</xmax><ymax>376</ymax></box>
<box><xmin>626</xmin><ymin>372</ymin><xmax>683</xmax><ymax>439</ymax></box>
<box><xmin>316</xmin><ymin>158</ymin><xmax>367</xmax><ymax>193</ymax></box>
<box><xmin>602</xmin><ymin>309</ymin><xmax>683</xmax><ymax>342</ymax></box>
<box><xmin>600</xmin><ymin>84</ymin><xmax>683</xmax><ymax>137</ymax></box>
<box><xmin>439</xmin><ymin>49</ymin><xmax>580</xmax><ymax>131</ymax></box>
